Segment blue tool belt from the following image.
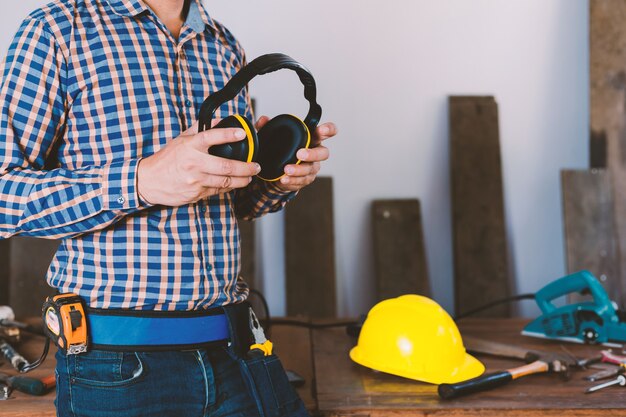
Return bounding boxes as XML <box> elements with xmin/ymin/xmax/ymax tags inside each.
<box><xmin>85</xmin><ymin>307</ymin><xmax>230</xmax><ymax>352</ymax></box>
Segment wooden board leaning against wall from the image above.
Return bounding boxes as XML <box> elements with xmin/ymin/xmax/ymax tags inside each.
<box><xmin>590</xmin><ymin>0</ymin><xmax>626</xmax><ymax>304</ymax></box>
<box><xmin>449</xmin><ymin>96</ymin><xmax>512</xmax><ymax>317</ymax></box>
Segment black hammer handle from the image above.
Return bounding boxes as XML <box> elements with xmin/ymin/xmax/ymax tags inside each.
<box><xmin>438</xmin><ymin>360</ymin><xmax>549</xmax><ymax>400</ymax></box>
<box><xmin>438</xmin><ymin>371</ymin><xmax>512</xmax><ymax>399</ymax></box>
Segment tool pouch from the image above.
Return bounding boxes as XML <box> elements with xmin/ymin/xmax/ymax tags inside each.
<box><xmin>223</xmin><ymin>301</ymin><xmax>309</xmax><ymax>417</ymax></box>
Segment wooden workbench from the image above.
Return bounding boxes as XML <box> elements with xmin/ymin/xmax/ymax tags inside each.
<box><xmin>313</xmin><ymin>318</ymin><xmax>626</xmax><ymax>416</ymax></box>
<box><xmin>2</xmin><ymin>319</ymin><xmax>626</xmax><ymax>416</ymax></box>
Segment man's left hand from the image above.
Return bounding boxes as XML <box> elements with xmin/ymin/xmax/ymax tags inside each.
<box><xmin>256</xmin><ymin>116</ymin><xmax>337</xmax><ymax>192</ymax></box>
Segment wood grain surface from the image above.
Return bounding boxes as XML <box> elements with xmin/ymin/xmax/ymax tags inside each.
<box><xmin>449</xmin><ymin>96</ymin><xmax>511</xmax><ymax>317</ymax></box>
<box><xmin>371</xmin><ymin>199</ymin><xmax>430</xmax><ymax>300</ymax></box>
<box><xmin>561</xmin><ymin>170</ymin><xmax>620</xmax><ymax>303</ymax></box>
<box><xmin>8</xmin><ymin>237</ymin><xmax>58</xmax><ymax>318</ymax></box>
<box><xmin>285</xmin><ymin>177</ymin><xmax>337</xmax><ymax>318</ymax></box>
<box><xmin>313</xmin><ymin>318</ymin><xmax>626</xmax><ymax>416</ymax></box>
<box><xmin>0</xmin><ymin>239</ymin><xmax>10</xmax><ymax>305</ymax></box>
<box><xmin>590</xmin><ymin>0</ymin><xmax>626</xmax><ymax>306</ymax></box>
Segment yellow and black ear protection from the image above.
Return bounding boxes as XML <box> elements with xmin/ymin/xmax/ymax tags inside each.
<box><xmin>198</xmin><ymin>53</ymin><xmax>322</xmax><ymax>181</ymax></box>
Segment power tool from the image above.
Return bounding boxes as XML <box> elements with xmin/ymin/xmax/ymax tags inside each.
<box><xmin>522</xmin><ymin>270</ymin><xmax>626</xmax><ymax>345</ymax></box>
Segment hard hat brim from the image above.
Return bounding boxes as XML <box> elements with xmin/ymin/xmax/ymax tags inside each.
<box><xmin>349</xmin><ymin>346</ymin><xmax>485</xmax><ymax>385</ymax></box>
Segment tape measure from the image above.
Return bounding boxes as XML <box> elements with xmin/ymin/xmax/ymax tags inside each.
<box><xmin>42</xmin><ymin>294</ymin><xmax>88</xmax><ymax>355</ymax></box>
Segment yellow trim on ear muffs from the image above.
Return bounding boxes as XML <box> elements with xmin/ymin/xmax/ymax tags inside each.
<box><xmin>261</xmin><ymin>115</ymin><xmax>311</xmax><ymax>182</ymax></box>
<box><xmin>233</xmin><ymin>114</ymin><xmax>255</xmax><ymax>163</ymax></box>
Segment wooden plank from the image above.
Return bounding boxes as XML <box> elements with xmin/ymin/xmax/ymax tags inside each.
<box><xmin>371</xmin><ymin>199</ymin><xmax>430</xmax><ymax>300</ymax></box>
<box><xmin>590</xmin><ymin>130</ymin><xmax>608</xmax><ymax>169</ymax></box>
<box><xmin>285</xmin><ymin>177</ymin><xmax>337</xmax><ymax>318</ymax></box>
<box><xmin>449</xmin><ymin>96</ymin><xmax>511</xmax><ymax>317</ymax></box>
<box><xmin>0</xmin><ymin>239</ymin><xmax>10</xmax><ymax>305</ymax></box>
<box><xmin>590</xmin><ymin>0</ymin><xmax>626</xmax><ymax>306</ymax></box>
<box><xmin>8</xmin><ymin>237</ymin><xmax>58</xmax><ymax>318</ymax></box>
<box><xmin>313</xmin><ymin>318</ymin><xmax>624</xmax><ymax>416</ymax></box>
<box><xmin>562</xmin><ymin>170</ymin><xmax>619</xmax><ymax>301</ymax></box>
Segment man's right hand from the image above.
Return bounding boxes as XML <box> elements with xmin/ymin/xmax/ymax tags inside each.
<box><xmin>137</xmin><ymin>124</ymin><xmax>261</xmax><ymax>206</ymax></box>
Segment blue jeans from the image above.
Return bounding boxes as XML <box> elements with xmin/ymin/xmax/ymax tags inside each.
<box><xmin>54</xmin><ymin>345</ymin><xmax>310</xmax><ymax>416</ymax></box>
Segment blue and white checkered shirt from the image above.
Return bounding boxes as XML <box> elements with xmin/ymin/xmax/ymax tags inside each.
<box><xmin>0</xmin><ymin>0</ymin><xmax>294</xmax><ymax>310</ymax></box>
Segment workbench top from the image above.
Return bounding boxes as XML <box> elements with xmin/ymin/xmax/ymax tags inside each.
<box><xmin>2</xmin><ymin>318</ymin><xmax>625</xmax><ymax>416</ymax></box>
<box><xmin>313</xmin><ymin>318</ymin><xmax>626</xmax><ymax>417</ymax></box>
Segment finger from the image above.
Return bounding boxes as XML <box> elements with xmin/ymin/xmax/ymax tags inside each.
<box><xmin>211</xmin><ymin>117</ymin><xmax>223</xmax><ymax>128</ymax></box>
<box><xmin>199</xmin><ymin>155</ymin><xmax>261</xmax><ymax>177</ymax></box>
<box><xmin>296</xmin><ymin>146</ymin><xmax>330</xmax><ymax>162</ymax></box>
<box><xmin>279</xmin><ymin>174</ymin><xmax>316</xmax><ymax>189</ymax></box>
<box><xmin>189</xmin><ymin>128</ymin><xmax>247</xmax><ymax>151</ymax></box>
<box><xmin>314</xmin><ymin>122</ymin><xmax>338</xmax><ymax>142</ymax></box>
<box><xmin>255</xmin><ymin>115</ymin><xmax>270</xmax><ymax>130</ymax></box>
<box><xmin>284</xmin><ymin>162</ymin><xmax>320</xmax><ymax>178</ymax></box>
<box><xmin>199</xmin><ymin>174</ymin><xmax>253</xmax><ymax>190</ymax></box>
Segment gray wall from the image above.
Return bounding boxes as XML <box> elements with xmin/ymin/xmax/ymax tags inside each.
<box><xmin>0</xmin><ymin>1</ymin><xmax>590</xmax><ymax>317</ymax></box>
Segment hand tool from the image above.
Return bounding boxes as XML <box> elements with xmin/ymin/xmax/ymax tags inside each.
<box><xmin>0</xmin><ymin>382</ymin><xmax>11</xmax><ymax>401</ymax></box>
<box><xmin>438</xmin><ymin>336</ymin><xmax>578</xmax><ymax>399</ymax></box>
<box><xmin>585</xmin><ymin>364</ymin><xmax>624</xmax><ymax>382</ymax></box>
<box><xmin>582</xmin><ymin>350</ymin><xmax>626</xmax><ymax>381</ymax></box>
<box><xmin>0</xmin><ymin>373</ymin><xmax>55</xmax><ymax>396</ymax></box>
<box><xmin>247</xmin><ymin>307</ymin><xmax>273</xmax><ymax>358</ymax></box>
<box><xmin>522</xmin><ymin>270</ymin><xmax>626</xmax><ymax>346</ymax></box>
<box><xmin>0</xmin><ymin>306</ymin><xmax>20</xmax><ymax>343</ymax></box>
<box><xmin>42</xmin><ymin>294</ymin><xmax>88</xmax><ymax>355</ymax></box>
<box><xmin>0</xmin><ymin>338</ymin><xmax>30</xmax><ymax>372</ymax></box>
<box><xmin>586</xmin><ymin>374</ymin><xmax>626</xmax><ymax>393</ymax></box>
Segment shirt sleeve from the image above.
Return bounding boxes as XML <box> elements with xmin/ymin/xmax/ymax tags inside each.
<box><xmin>234</xmin><ymin>178</ymin><xmax>297</xmax><ymax>220</ymax></box>
<box><xmin>0</xmin><ymin>17</ymin><xmax>149</xmax><ymax>240</ymax></box>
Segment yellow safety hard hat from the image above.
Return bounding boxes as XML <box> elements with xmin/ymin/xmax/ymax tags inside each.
<box><xmin>349</xmin><ymin>294</ymin><xmax>484</xmax><ymax>384</ymax></box>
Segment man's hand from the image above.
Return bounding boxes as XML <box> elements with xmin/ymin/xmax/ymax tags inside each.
<box><xmin>137</xmin><ymin>122</ymin><xmax>261</xmax><ymax>206</ymax></box>
<box><xmin>256</xmin><ymin>116</ymin><xmax>337</xmax><ymax>192</ymax></box>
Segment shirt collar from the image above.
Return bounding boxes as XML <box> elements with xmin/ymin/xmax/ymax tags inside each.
<box><xmin>105</xmin><ymin>0</ymin><xmax>149</xmax><ymax>17</ymax></box>
<box><xmin>186</xmin><ymin>0</ymin><xmax>218</xmax><ymax>34</ymax></box>
<box><xmin>106</xmin><ymin>0</ymin><xmax>217</xmax><ymax>34</ymax></box>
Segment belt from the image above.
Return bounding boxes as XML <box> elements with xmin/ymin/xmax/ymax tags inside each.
<box><xmin>86</xmin><ymin>308</ymin><xmax>230</xmax><ymax>352</ymax></box>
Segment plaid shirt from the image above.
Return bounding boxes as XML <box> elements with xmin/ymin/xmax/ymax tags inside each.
<box><xmin>0</xmin><ymin>0</ymin><xmax>294</xmax><ymax>310</ymax></box>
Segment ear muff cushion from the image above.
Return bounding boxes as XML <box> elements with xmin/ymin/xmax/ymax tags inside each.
<box><xmin>208</xmin><ymin>115</ymin><xmax>258</xmax><ymax>162</ymax></box>
<box><xmin>256</xmin><ymin>114</ymin><xmax>310</xmax><ymax>181</ymax></box>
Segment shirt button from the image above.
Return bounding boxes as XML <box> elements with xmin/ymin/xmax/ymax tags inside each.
<box><xmin>185</xmin><ymin>99</ymin><xmax>192</xmax><ymax>108</ymax></box>
<box><xmin>117</xmin><ymin>196</ymin><xmax>126</xmax><ymax>205</ymax></box>
<box><xmin>201</xmin><ymin>207</ymin><xmax>206</xmax><ymax>213</ymax></box>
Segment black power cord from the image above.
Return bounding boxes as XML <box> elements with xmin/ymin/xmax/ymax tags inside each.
<box><xmin>453</xmin><ymin>293</ymin><xmax>536</xmax><ymax>321</ymax></box>
<box><xmin>247</xmin><ymin>288</ymin><xmax>537</xmax><ymax>336</ymax></box>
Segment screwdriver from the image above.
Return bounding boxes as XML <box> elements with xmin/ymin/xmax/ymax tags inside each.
<box><xmin>586</xmin><ymin>374</ymin><xmax>626</xmax><ymax>393</ymax></box>
<box><xmin>0</xmin><ymin>373</ymin><xmax>55</xmax><ymax>396</ymax></box>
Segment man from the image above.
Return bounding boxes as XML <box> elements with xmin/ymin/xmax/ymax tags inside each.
<box><xmin>0</xmin><ymin>0</ymin><xmax>337</xmax><ymax>415</ymax></box>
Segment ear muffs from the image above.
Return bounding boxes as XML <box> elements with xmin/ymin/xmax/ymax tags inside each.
<box><xmin>208</xmin><ymin>115</ymin><xmax>258</xmax><ymax>163</ymax></box>
<box><xmin>198</xmin><ymin>53</ymin><xmax>322</xmax><ymax>182</ymax></box>
<box><xmin>256</xmin><ymin>114</ymin><xmax>311</xmax><ymax>181</ymax></box>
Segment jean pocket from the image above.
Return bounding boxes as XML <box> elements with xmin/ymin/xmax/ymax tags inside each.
<box><xmin>71</xmin><ymin>350</ymin><xmax>144</xmax><ymax>388</ymax></box>
<box><xmin>240</xmin><ymin>354</ymin><xmax>308</xmax><ymax>417</ymax></box>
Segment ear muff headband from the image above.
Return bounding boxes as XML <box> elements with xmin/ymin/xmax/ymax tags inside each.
<box><xmin>232</xmin><ymin>114</ymin><xmax>255</xmax><ymax>163</ymax></box>
<box><xmin>198</xmin><ymin>53</ymin><xmax>322</xmax><ymax>134</ymax></box>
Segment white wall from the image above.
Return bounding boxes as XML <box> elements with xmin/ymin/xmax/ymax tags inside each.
<box><xmin>1</xmin><ymin>1</ymin><xmax>589</xmax><ymax>317</ymax></box>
